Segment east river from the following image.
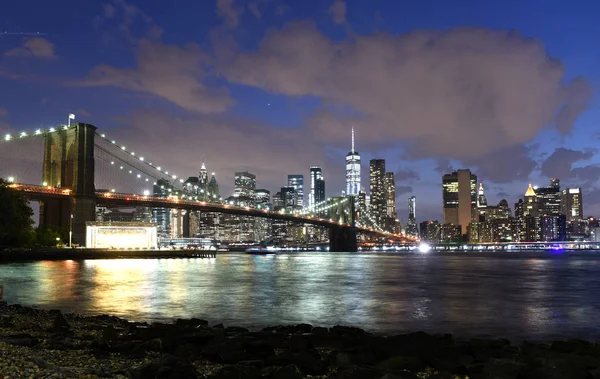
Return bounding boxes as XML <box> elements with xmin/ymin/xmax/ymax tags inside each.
<box><xmin>2</xmin><ymin>251</ymin><xmax>600</xmax><ymax>341</ymax></box>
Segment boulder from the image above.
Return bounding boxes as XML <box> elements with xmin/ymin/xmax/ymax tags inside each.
<box><xmin>334</xmin><ymin>367</ymin><xmax>382</xmax><ymax>379</ymax></box>
<box><xmin>208</xmin><ymin>365</ymin><xmax>260</xmax><ymax>379</ymax></box>
<box><xmin>176</xmin><ymin>318</ymin><xmax>208</xmax><ymax>328</ymax></box>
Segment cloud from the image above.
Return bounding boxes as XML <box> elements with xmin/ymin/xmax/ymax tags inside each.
<box><xmin>248</xmin><ymin>2</ymin><xmax>262</xmax><ymax>19</ymax></box>
<box><xmin>217</xmin><ymin>0</ymin><xmax>243</xmax><ymax>28</ymax></box>
<box><xmin>74</xmin><ymin>39</ymin><xmax>233</xmax><ymax>114</ymax></box>
<box><xmin>4</xmin><ymin>38</ymin><xmax>56</xmax><ymax>59</ymax></box>
<box><xmin>219</xmin><ymin>23</ymin><xmax>592</xmax><ymax>160</ymax></box>
<box><xmin>463</xmin><ymin>144</ymin><xmax>536</xmax><ymax>183</ymax></box>
<box><xmin>540</xmin><ymin>147</ymin><xmax>595</xmax><ymax>179</ymax></box>
<box><xmin>329</xmin><ymin>0</ymin><xmax>347</xmax><ymax>24</ymax></box>
<box><xmin>394</xmin><ymin>168</ymin><xmax>420</xmax><ymax>181</ymax></box>
<box><xmin>101</xmin><ymin>110</ymin><xmax>328</xmax><ymax>197</ymax></box>
<box><xmin>73</xmin><ymin>109</ymin><xmax>92</xmax><ymax>118</ymax></box>
<box><xmin>396</xmin><ymin>186</ymin><xmax>413</xmax><ymax>196</ymax></box>
<box><xmin>94</xmin><ymin>0</ymin><xmax>162</xmax><ymax>43</ymax></box>
<box><xmin>434</xmin><ymin>159</ymin><xmax>454</xmax><ymax>175</ymax></box>
<box><xmin>570</xmin><ymin>165</ymin><xmax>600</xmax><ymax>187</ymax></box>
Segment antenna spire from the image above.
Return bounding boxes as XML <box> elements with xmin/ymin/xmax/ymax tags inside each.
<box><xmin>351</xmin><ymin>127</ymin><xmax>355</xmax><ymax>153</ymax></box>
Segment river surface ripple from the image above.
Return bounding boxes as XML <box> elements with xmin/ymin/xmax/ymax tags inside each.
<box><xmin>1</xmin><ymin>251</ymin><xmax>600</xmax><ymax>341</ymax></box>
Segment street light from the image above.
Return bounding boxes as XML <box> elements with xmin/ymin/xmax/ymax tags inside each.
<box><xmin>69</xmin><ymin>214</ymin><xmax>73</xmax><ymax>248</ymax></box>
<box><xmin>68</xmin><ymin>113</ymin><xmax>75</xmax><ymax>127</ymax></box>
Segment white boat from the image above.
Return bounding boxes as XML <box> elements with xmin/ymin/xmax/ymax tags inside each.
<box><xmin>245</xmin><ymin>245</ymin><xmax>277</xmax><ymax>254</ymax></box>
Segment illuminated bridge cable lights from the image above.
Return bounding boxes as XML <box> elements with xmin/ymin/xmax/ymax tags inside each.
<box><xmin>94</xmin><ymin>132</ymin><xmax>185</xmax><ymax>187</ymax></box>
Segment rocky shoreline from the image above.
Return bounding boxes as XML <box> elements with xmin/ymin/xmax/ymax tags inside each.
<box><xmin>1</xmin><ymin>302</ymin><xmax>599</xmax><ymax>378</ymax></box>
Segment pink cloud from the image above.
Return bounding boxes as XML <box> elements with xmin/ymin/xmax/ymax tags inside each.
<box><xmin>219</xmin><ymin>23</ymin><xmax>592</xmax><ymax>160</ymax></box>
<box><xmin>4</xmin><ymin>37</ymin><xmax>56</xmax><ymax>59</ymax></box>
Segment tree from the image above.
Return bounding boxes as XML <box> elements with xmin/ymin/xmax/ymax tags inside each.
<box><xmin>0</xmin><ymin>178</ymin><xmax>34</xmax><ymax>247</ymax></box>
<box><xmin>34</xmin><ymin>226</ymin><xmax>62</xmax><ymax>247</ymax></box>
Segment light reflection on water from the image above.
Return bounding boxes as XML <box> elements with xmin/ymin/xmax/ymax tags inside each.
<box><xmin>2</xmin><ymin>251</ymin><xmax>600</xmax><ymax>340</ymax></box>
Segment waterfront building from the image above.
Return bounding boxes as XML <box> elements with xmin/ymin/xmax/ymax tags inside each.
<box><xmin>287</xmin><ymin>175</ymin><xmax>305</xmax><ymax>208</ymax></box>
<box><xmin>540</xmin><ymin>214</ymin><xmax>567</xmax><ymax>241</ymax></box>
<box><xmin>442</xmin><ymin>169</ymin><xmax>477</xmax><ymax>234</ymax></box>
<box><xmin>234</xmin><ymin>171</ymin><xmax>256</xmax><ymax>200</ymax></box>
<box><xmin>369</xmin><ymin>159</ymin><xmax>386</xmax><ymax>226</ymax></box>
<box><xmin>536</xmin><ymin>179</ymin><xmax>561</xmax><ymax>216</ymax></box>
<box><xmin>309</xmin><ymin>166</ymin><xmax>326</xmax><ymax>208</ymax></box>
<box><xmin>384</xmin><ymin>172</ymin><xmax>399</xmax><ymax>233</ymax></box>
<box><xmin>406</xmin><ymin>196</ymin><xmax>419</xmax><ymax>238</ymax></box>
<box><xmin>561</xmin><ymin>188</ymin><xmax>583</xmax><ymax>221</ymax></box>
<box><xmin>281</xmin><ymin>186</ymin><xmax>299</xmax><ymax>210</ymax></box>
<box><xmin>420</xmin><ymin>220</ymin><xmax>441</xmax><ymax>242</ymax></box>
<box><xmin>152</xmin><ymin>178</ymin><xmax>172</xmax><ymax>239</ymax></box>
<box><xmin>440</xmin><ymin>223</ymin><xmax>462</xmax><ymax>242</ymax></box>
<box><xmin>254</xmin><ymin>189</ymin><xmax>272</xmax><ymax>242</ymax></box>
<box><xmin>345</xmin><ymin>127</ymin><xmax>361</xmax><ymax>196</ymax></box>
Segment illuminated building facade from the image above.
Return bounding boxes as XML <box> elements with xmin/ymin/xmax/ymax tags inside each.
<box><xmin>345</xmin><ymin>127</ymin><xmax>361</xmax><ymax>196</ymax></box>
<box><xmin>287</xmin><ymin>175</ymin><xmax>304</xmax><ymax>208</ymax></box>
<box><xmin>540</xmin><ymin>214</ymin><xmax>567</xmax><ymax>241</ymax></box>
<box><xmin>406</xmin><ymin>196</ymin><xmax>418</xmax><ymax>238</ymax></box>
<box><xmin>383</xmin><ymin>172</ymin><xmax>399</xmax><ymax>233</ymax></box>
<box><xmin>254</xmin><ymin>189</ymin><xmax>272</xmax><ymax>242</ymax></box>
<box><xmin>420</xmin><ymin>220</ymin><xmax>441</xmax><ymax>242</ymax></box>
<box><xmin>309</xmin><ymin>166</ymin><xmax>325</xmax><ymax>208</ymax></box>
<box><xmin>152</xmin><ymin>178</ymin><xmax>172</xmax><ymax>239</ymax></box>
<box><xmin>561</xmin><ymin>188</ymin><xmax>583</xmax><ymax>221</ymax></box>
<box><xmin>369</xmin><ymin>159</ymin><xmax>386</xmax><ymax>226</ymax></box>
<box><xmin>234</xmin><ymin>171</ymin><xmax>256</xmax><ymax>200</ymax></box>
<box><xmin>536</xmin><ymin>178</ymin><xmax>561</xmax><ymax>216</ymax></box>
<box><xmin>442</xmin><ymin>169</ymin><xmax>477</xmax><ymax>234</ymax></box>
<box><xmin>86</xmin><ymin>222</ymin><xmax>157</xmax><ymax>249</ymax></box>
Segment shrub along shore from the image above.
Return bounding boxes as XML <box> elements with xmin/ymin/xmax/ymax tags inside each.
<box><xmin>0</xmin><ymin>301</ymin><xmax>599</xmax><ymax>378</ymax></box>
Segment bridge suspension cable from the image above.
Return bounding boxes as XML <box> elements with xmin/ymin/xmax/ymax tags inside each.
<box><xmin>95</xmin><ymin>132</ymin><xmax>185</xmax><ymax>189</ymax></box>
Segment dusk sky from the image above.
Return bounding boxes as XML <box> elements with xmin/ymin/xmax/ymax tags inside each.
<box><xmin>0</xmin><ymin>0</ymin><xmax>598</xmax><ymax>223</ymax></box>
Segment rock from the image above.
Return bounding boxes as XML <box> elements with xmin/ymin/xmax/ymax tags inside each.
<box><xmin>375</xmin><ymin>356</ymin><xmax>427</xmax><ymax>371</ymax></box>
<box><xmin>208</xmin><ymin>365</ymin><xmax>260</xmax><ymax>379</ymax></box>
<box><xmin>137</xmin><ymin>338</ymin><xmax>163</xmax><ymax>352</ymax></box>
<box><xmin>129</xmin><ymin>354</ymin><xmax>197</xmax><ymax>379</ymax></box>
<box><xmin>331</xmin><ymin>325</ymin><xmax>365</xmax><ymax>337</ymax></box>
<box><xmin>288</xmin><ymin>334</ymin><xmax>312</xmax><ymax>351</ymax></box>
<box><xmin>225</xmin><ymin>326</ymin><xmax>249</xmax><ymax>334</ymax></box>
<box><xmin>32</xmin><ymin>357</ymin><xmax>52</xmax><ymax>369</ymax></box>
<box><xmin>334</xmin><ymin>367</ymin><xmax>382</xmax><ymax>379</ymax></box>
<box><xmin>311</xmin><ymin>326</ymin><xmax>328</xmax><ymax>334</ymax></box>
<box><xmin>550</xmin><ymin>339</ymin><xmax>600</xmax><ymax>357</ymax></box>
<box><xmin>290</xmin><ymin>351</ymin><xmax>327</xmax><ymax>375</ymax></box>
<box><xmin>51</xmin><ymin>311</ymin><xmax>71</xmax><ymax>333</ymax></box>
<box><xmin>176</xmin><ymin>318</ymin><xmax>208</xmax><ymax>328</ymax></box>
<box><xmin>483</xmin><ymin>358</ymin><xmax>524</xmax><ymax>379</ymax></box>
<box><xmin>270</xmin><ymin>364</ymin><xmax>304</xmax><ymax>379</ymax></box>
<box><xmin>294</xmin><ymin>324</ymin><xmax>313</xmax><ymax>334</ymax></box>
<box><xmin>213</xmin><ymin>323</ymin><xmax>224</xmax><ymax>329</ymax></box>
<box><xmin>100</xmin><ymin>325</ymin><xmax>120</xmax><ymax>343</ymax></box>
<box><xmin>589</xmin><ymin>368</ymin><xmax>600</xmax><ymax>379</ymax></box>
<box><xmin>238</xmin><ymin>360</ymin><xmax>265</xmax><ymax>368</ymax></box>
<box><xmin>2</xmin><ymin>335</ymin><xmax>38</xmax><ymax>347</ymax></box>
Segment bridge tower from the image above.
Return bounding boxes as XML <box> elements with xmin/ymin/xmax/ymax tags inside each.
<box><xmin>40</xmin><ymin>123</ymin><xmax>96</xmax><ymax>245</ymax></box>
<box><xmin>329</xmin><ymin>196</ymin><xmax>358</xmax><ymax>252</ymax></box>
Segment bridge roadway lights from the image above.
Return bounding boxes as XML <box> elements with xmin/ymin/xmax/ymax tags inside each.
<box><xmin>329</xmin><ymin>225</ymin><xmax>358</xmax><ymax>252</ymax></box>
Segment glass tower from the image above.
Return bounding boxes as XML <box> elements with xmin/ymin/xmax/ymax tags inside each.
<box><xmin>345</xmin><ymin>127</ymin><xmax>361</xmax><ymax>196</ymax></box>
<box><xmin>287</xmin><ymin>174</ymin><xmax>305</xmax><ymax>208</ymax></box>
<box><xmin>309</xmin><ymin>166</ymin><xmax>325</xmax><ymax>208</ymax></box>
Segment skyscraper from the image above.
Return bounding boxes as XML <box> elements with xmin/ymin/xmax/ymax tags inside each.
<box><xmin>287</xmin><ymin>174</ymin><xmax>304</xmax><ymax>208</ymax></box>
<box><xmin>561</xmin><ymin>188</ymin><xmax>583</xmax><ymax>221</ymax></box>
<box><xmin>442</xmin><ymin>169</ymin><xmax>477</xmax><ymax>234</ymax></box>
<box><xmin>384</xmin><ymin>172</ymin><xmax>399</xmax><ymax>233</ymax></box>
<box><xmin>345</xmin><ymin>127</ymin><xmax>361</xmax><ymax>196</ymax></box>
<box><xmin>309</xmin><ymin>166</ymin><xmax>325</xmax><ymax>208</ymax></box>
<box><xmin>406</xmin><ymin>196</ymin><xmax>418</xmax><ymax>238</ymax></box>
<box><xmin>369</xmin><ymin>159</ymin><xmax>386</xmax><ymax>226</ymax></box>
<box><xmin>234</xmin><ymin>172</ymin><xmax>256</xmax><ymax>200</ymax></box>
<box><xmin>536</xmin><ymin>179</ymin><xmax>561</xmax><ymax>216</ymax></box>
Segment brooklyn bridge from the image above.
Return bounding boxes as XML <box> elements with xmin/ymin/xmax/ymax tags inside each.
<box><xmin>1</xmin><ymin>122</ymin><xmax>414</xmax><ymax>252</ymax></box>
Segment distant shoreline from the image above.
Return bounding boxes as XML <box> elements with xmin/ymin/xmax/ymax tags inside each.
<box><xmin>0</xmin><ymin>248</ymin><xmax>217</xmax><ymax>262</ymax></box>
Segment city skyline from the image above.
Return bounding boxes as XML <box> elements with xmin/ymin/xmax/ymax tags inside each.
<box><xmin>0</xmin><ymin>0</ymin><xmax>598</xmax><ymax>222</ymax></box>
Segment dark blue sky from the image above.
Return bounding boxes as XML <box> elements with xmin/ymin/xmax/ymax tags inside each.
<box><xmin>0</xmin><ymin>0</ymin><xmax>598</xmax><ymax>222</ymax></box>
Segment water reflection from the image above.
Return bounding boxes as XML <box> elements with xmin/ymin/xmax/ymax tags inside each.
<box><xmin>2</xmin><ymin>251</ymin><xmax>600</xmax><ymax>340</ymax></box>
